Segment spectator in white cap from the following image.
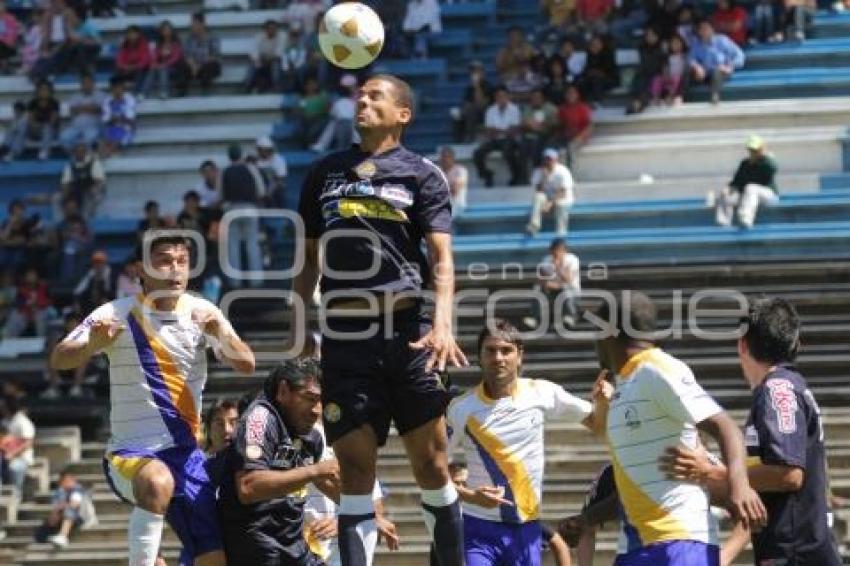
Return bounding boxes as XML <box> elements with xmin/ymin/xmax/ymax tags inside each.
<box><xmin>526</xmin><ymin>148</ymin><xmax>575</xmax><ymax>236</ymax></box>
<box><xmin>438</xmin><ymin>146</ymin><xmax>468</xmax><ymax>215</ymax></box>
<box><xmin>255</xmin><ymin>135</ymin><xmax>288</xmax><ymax>207</ymax></box>
<box><xmin>310</xmin><ymin>74</ymin><xmax>359</xmax><ymax>152</ymax></box>
<box><xmin>709</xmin><ymin>135</ymin><xmax>779</xmax><ymax>228</ymax></box>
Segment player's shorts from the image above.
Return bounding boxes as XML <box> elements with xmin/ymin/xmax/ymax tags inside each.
<box><xmin>613</xmin><ymin>540</ymin><xmax>719</xmax><ymax>566</ymax></box>
<box><xmin>320</xmin><ymin>306</ymin><xmax>451</xmax><ymax>446</ymax></box>
<box><xmin>463</xmin><ymin>514</ymin><xmax>542</xmax><ymax>566</ymax></box>
<box><xmin>103</xmin><ymin>445</ymin><xmax>222</xmax><ymax>558</ymax></box>
<box><xmin>584</xmin><ymin>463</ymin><xmax>618</xmax><ymax>513</ymax></box>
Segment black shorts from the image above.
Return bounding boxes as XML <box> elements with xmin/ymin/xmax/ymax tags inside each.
<box><xmin>320</xmin><ymin>307</ymin><xmax>451</xmax><ymax>446</ymax></box>
<box><xmin>583</xmin><ymin>463</ymin><xmax>617</xmax><ymax>513</ymax></box>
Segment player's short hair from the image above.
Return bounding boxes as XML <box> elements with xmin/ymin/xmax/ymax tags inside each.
<box><xmin>741</xmin><ymin>297</ymin><xmax>800</xmax><ymax>364</ymax></box>
<box><xmin>550</xmin><ymin>238</ymin><xmax>567</xmax><ymax>252</ymax></box>
<box><xmin>595</xmin><ymin>290</ymin><xmax>658</xmax><ymax>342</ymax></box>
<box><xmin>367</xmin><ymin>74</ymin><xmax>415</xmax><ymax>121</ymax></box>
<box><xmin>264</xmin><ymin>358</ymin><xmax>322</xmax><ymax>399</ymax></box>
<box><xmin>145</xmin><ymin>231</ymin><xmax>191</xmax><ymax>256</ymax></box>
<box><xmin>477</xmin><ymin>318</ymin><xmax>524</xmax><ymax>355</ymax></box>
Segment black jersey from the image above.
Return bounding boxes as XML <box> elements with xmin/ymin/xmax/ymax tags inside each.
<box><xmin>745</xmin><ymin>365</ymin><xmax>840</xmax><ymax>565</ymax></box>
<box><xmin>218</xmin><ymin>395</ymin><xmax>324</xmax><ymax>565</ymax></box>
<box><xmin>298</xmin><ymin>145</ymin><xmax>452</xmax><ymax>296</ymax></box>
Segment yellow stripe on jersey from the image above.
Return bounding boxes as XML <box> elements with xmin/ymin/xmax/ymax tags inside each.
<box><xmin>338</xmin><ymin>198</ymin><xmax>409</xmax><ymax>222</ymax></box>
<box><xmin>466</xmin><ymin>415</ymin><xmax>539</xmax><ymax>521</ymax></box>
<box><xmin>108</xmin><ymin>453</ymin><xmax>153</xmax><ymax>480</ymax></box>
<box><xmin>611</xmin><ymin>452</ymin><xmax>691</xmax><ymax>544</ymax></box>
<box><xmin>620</xmin><ymin>347</ymin><xmax>662</xmax><ymax>379</ymax></box>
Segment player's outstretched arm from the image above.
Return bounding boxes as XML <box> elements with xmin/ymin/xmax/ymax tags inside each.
<box><xmin>286</xmin><ymin>237</ymin><xmax>320</xmax><ymax>358</ymax></box>
<box><xmin>49</xmin><ymin>317</ymin><xmax>124</xmax><ymax>371</ymax></box>
<box><xmin>193</xmin><ymin>307</ymin><xmax>255</xmax><ymax>375</ymax></box>
<box><xmin>410</xmin><ymin>232</ymin><xmax>468</xmax><ymax>372</ymax></box>
<box><xmin>236</xmin><ymin>458</ymin><xmax>338</xmax><ymax>505</ymax></box>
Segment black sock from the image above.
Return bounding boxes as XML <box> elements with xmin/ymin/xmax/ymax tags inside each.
<box><xmin>422</xmin><ymin>499</ymin><xmax>464</xmax><ymax>566</ymax></box>
<box><xmin>337</xmin><ymin>494</ymin><xmax>377</xmax><ymax>566</ymax></box>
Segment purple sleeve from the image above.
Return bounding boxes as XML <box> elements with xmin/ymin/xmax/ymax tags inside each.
<box><xmin>413</xmin><ymin>162</ymin><xmax>452</xmax><ymax>234</ymax></box>
<box><xmin>298</xmin><ymin>164</ymin><xmax>324</xmax><ymax>238</ymax></box>
<box><xmin>754</xmin><ymin>380</ymin><xmax>807</xmax><ymax>470</ymax></box>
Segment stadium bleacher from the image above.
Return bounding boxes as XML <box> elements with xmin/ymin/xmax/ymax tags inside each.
<box><xmin>2</xmin><ymin>0</ymin><xmax>850</xmax><ymax>563</ymax></box>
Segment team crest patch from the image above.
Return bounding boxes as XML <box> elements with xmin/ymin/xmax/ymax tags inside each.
<box><xmin>355</xmin><ymin>160</ymin><xmax>377</xmax><ymax>179</ymax></box>
<box><xmin>246</xmin><ymin>445</ymin><xmax>262</xmax><ymax>460</ymax></box>
<box><xmin>324</xmin><ymin>403</ymin><xmax>342</xmax><ymax>423</ymax></box>
<box><xmin>246</xmin><ymin>405</ymin><xmax>270</xmax><ymax>444</ymax></box>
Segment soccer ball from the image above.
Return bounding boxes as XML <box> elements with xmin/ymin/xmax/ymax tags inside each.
<box><xmin>318</xmin><ymin>2</ymin><xmax>385</xmax><ymax>70</ymax></box>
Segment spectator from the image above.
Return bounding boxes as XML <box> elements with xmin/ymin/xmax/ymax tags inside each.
<box><xmin>779</xmin><ymin>0</ymin><xmax>814</xmax><ymax>42</ymax></box>
<box><xmin>496</xmin><ymin>26</ymin><xmax>537</xmax><ymax>82</ymax></box>
<box><xmin>136</xmin><ymin>200</ymin><xmax>166</xmax><ymax>243</ymax></box>
<box><xmin>577</xmin><ymin>0</ymin><xmax>615</xmax><ymax>34</ymax></box>
<box><xmin>100</xmin><ymin>76</ymin><xmax>137</xmax><ymax>158</ymax></box>
<box><xmin>115</xmin><ymin>258</ymin><xmax>142</xmax><ymax>298</ymax></box>
<box><xmin>35</xmin><ymin>469</ymin><xmax>87</xmax><ymax>548</ymax></box>
<box><xmin>176</xmin><ymin>189</ymin><xmax>207</xmax><ymax>236</ymax></box>
<box><xmin>526</xmin><ymin>148</ymin><xmax>575</xmax><ymax>236</ymax></box>
<box><xmin>578</xmin><ymin>35</ymin><xmax>619</xmax><ymax>107</ymax></box>
<box><xmin>711</xmin><ymin>0</ymin><xmax>748</xmax><ymax>45</ymax></box>
<box><xmin>653</xmin><ymin>33</ymin><xmax>690</xmax><ymax>105</ymax></box>
<box><xmin>20</xmin><ymin>8</ymin><xmax>46</xmax><ymax>77</ymax></box>
<box><xmin>0</xmin><ymin>0</ymin><xmax>21</xmax><ymax>74</ymax></box>
<box><xmin>690</xmin><ymin>19</ymin><xmax>745</xmax><ymax>104</ymax></box>
<box><xmin>220</xmin><ymin>144</ymin><xmax>265</xmax><ymax>288</ymax></box>
<box><xmin>522</xmin><ymin>237</ymin><xmax>581</xmax><ymax>329</ymax></box>
<box><xmin>180</xmin><ymin>12</ymin><xmax>222</xmax><ymax>96</ymax></box>
<box><xmin>195</xmin><ymin>159</ymin><xmax>221</xmax><ymax>208</ymax></box>
<box><xmin>543</xmin><ymin>57</ymin><xmax>571</xmax><ymax>106</ymax></box>
<box><xmin>505</xmin><ymin>58</ymin><xmax>544</xmax><ymax>105</ymax></box>
<box><xmin>626</xmin><ymin>27</ymin><xmax>665</xmax><ymax>114</ymax></box>
<box><xmin>609</xmin><ymin>0</ymin><xmax>654</xmax><ymax>45</ymax></box>
<box><xmin>56</xmin><ymin>210</ymin><xmax>93</xmax><ymax>284</ymax></box>
<box><xmin>0</xmin><ymin>270</ymin><xmax>16</xmax><ymax>329</ymax></box>
<box><xmin>48</xmin><ymin>7</ymin><xmax>101</xmax><ymax>78</ymax></box>
<box><xmin>59</xmin><ymin>73</ymin><xmax>107</xmax><ymax>153</ymax></box>
<box><xmin>556</xmin><ymin>38</ymin><xmax>585</xmax><ymax>83</ymax></box>
<box><xmin>245</xmin><ymin>19</ymin><xmax>285</xmax><ymax>94</ymax></box>
<box><xmin>557</xmin><ymin>85</ymin><xmax>593</xmax><ymax>163</ymax></box>
<box><xmin>3</xmin><ymin>392</ymin><xmax>35</xmax><ymax>497</ymax></box>
<box><xmin>284</xmin><ymin>0</ymin><xmax>326</xmax><ymax>35</ymax></box>
<box><xmin>280</xmin><ymin>22</ymin><xmax>308</xmax><ymax>92</ymax></box>
<box><xmin>676</xmin><ymin>4</ymin><xmax>699</xmax><ymax>42</ymax></box>
<box><xmin>438</xmin><ymin>146</ymin><xmax>468</xmax><ymax>215</ymax></box>
<box><xmin>59</xmin><ymin>141</ymin><xmax>106</xmax><ymax>220</ymax></box>
<box><xmin>3</xmin><ymin>79</ymin><xmax>60</xmax><ymax>161</ymax></box>
<box><xmin>473</xmin><ymin>86</ymin><xmax>522</xmax><ymax>187</ymax></box>
<box><xmin>296</xmin><ymin>76</ymin><xmax>330</xmax><ymax>149</ymax></box>
<box><xmin>710</xmin><ymin>135</ymin><xmax>779</xmax><ymax>228</ymax></box>
<box><xmin>538</xmin><ymin>0</ymin><xmax>577</xmax><ymax>45</ymax></box>
<box><xmin>255</xmin><ymin>136</ymin><xmax>287</xmax><ymax>207</ymax></box>
<box><xmin>5</xmin><ymin>267</ymin><xmax>54</xmax><ymax>338</ymax></box>
<box><xmin>402</xmin><ymin>0</ymin><xmax>442</xmax><ymax>59</ymax></box>
<box><xmin>521</xmin><ymin>88</ymin><xmax>559</xmax><ymax>172</ymax></box>
<box><xmin>648</xmin><ymin>0</ymin><xmax>682</xmax><ymax>40</ymax></box>
<box><xmin>42</xmin><ymin>311</ymin><xmax>87</xmax><ymax>399</ymax></box>
<box><xmin>34</xmin><ymin>0</ymin><xmax>68</xmax><ymax>78</ymax></box>
<box><xmin>113</xmin><ymin>25</ymin><xmax>151</xmax><ymax>94</ymax></box>
<box><xmin>310</xmin><ymin>74</ymin><xmax>357</xmax><ymax>152</ymax></box>
<box><xmin>143</xmin><ymin>20</ymin><xmax>187</xmax><ymax>100</ymax></box>
<box><xmin>752</xmin><ymin>0</ymin><xmax>778</xmax><ymax>43</ymax></box>
<box><xmin>72</xmin><ymin>250</ymin><xmax>112</xmax><ymax>313</ymax></box>
<box><xmin>452</xmin><ymin>60</ymin><xmax>492</xmax><ymax>143</ymax></box>
<box><xmin>0</xmin><ymin>200</ymin><xmax>43</xmax><ymax>269</ymax></box>
<box><xmin>368</xmin><ymin>0</ymin><xmax>408</xmax><ymax>58</ymax></box>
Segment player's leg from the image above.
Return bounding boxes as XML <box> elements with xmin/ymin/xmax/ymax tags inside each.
<box><xmin>332</xmin><ymin>425</ymin><xmax>380</xmax><ymax>566</ymax></box>
<box><xmin>130</xmin><ymin>459</ymin><xmax>174</xmax><ymax>566</ymax></box>
<box><xmin>401</xmin><ymin>417</ymin><xmax>464</xmax><ymax>566</ymax></box>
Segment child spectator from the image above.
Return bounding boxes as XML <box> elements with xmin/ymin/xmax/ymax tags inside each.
<box><xmin>653</xmin><ymin>33</ymin><xmax>690</xmax><ymax>105</ymax></box>
<box><xmin>626</xmin><ymin>27</ymin><xmax>665</xmax><ymax>114</ymax></box>
<box><xmin>35</xmin><ymin>469</ymin><xmax>88</xmax><ymax>548</ymax></box>
<box><xmin>438</xmin><ymin>146</ymin><xmax>468</xmax><ymax>215</ymax></box>
<box><xmin>19</xmin><ymin>8</ymin><xmax>45</xmax><ymax>76</ymax></box>
<box><xmin>100</xmin><ymin>76</ymin><xmax>137</xmax><ymax>158</ymax></box>
<box><xmin>245</xmin><ymin>19</ymin><xmax>285</xmax><ymax>94</ymax></box>
<box><xmin>179</xmin><ymin>12</ymin><xmax>222</xmax><ymax>96</ymax></box>
<box><xmin>296</xmin><ymin>76</ymin><xmax>330</xmax><ymax>149</ymax></box>
<box><xmin>59</xmin><ymin>73</ymin><xmax>107</xmax><ymax>153</ymax></box>
<box><xmin>143</xmin><ymin>20</ymin><xmax>186</xmax><ymax>100</ymax></box>
<box><xmin>710</xmin><ymin>0</ymin><xmax>748</xmax><ymax>46</ymax></box>
<box><xmin>4</xmin><ymin>267</ymin><xmax>55</xmax><ymax>338</ymax></box>
<box><xmin>557</xmin><ymin>85</ymin><xmax>593</xmax><ymax>162</ymax></box>
<box><xmin>0</xmin><ymin>0</ymin><xmax>21</xmax><ymax>74</ymax></box>
<box><xmin>3</xmin><ymin>80</ymin><xmax>60</xmax><ymax>161</ymax></box>
<box><xmin>114</xmin><ymin>25</ymin><xmax>151</xmax><ymax>94</ymax></box>
<box><xmin>402</xmin><ymin>0</ymin><xmax>442</xmax><ymax>59</ymax></box>
<box><xmin>578</xmin><ymin>35</ymin><xmax>619</xmax><ymax>106</ymax></box>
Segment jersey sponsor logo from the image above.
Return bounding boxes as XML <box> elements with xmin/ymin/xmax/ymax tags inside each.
<box><xmin>246</xmin><ymin>405</ymin><xmax>270</xmax><ymax>444</ymax></box>
<box><xmin>624</xmin><ymin>405</ymin><xmax>641</xmax><ymax>429</ymax></box>
<box><xmin>767</xmin><ymin>379</ymin><xmax>798</xmax><ymax>434</ymax></box>
<box><xmin>355</xmin><ymin>160</ymin><xmax>377</xmax><ymax>179</ymax></box>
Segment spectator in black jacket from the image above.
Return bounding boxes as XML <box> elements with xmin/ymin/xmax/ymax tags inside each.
<box><xmin>452</xmin><ymin>60</ymin><xmax>492</xmax><ymax>143</ymax></box>
<box><xmin>626</xmin><ymin>28</ymin><xmax>665</xmax><ymax>114</ymax></box>
<box><xmin>578</xmin><ymin>35</ymin><xmax>619</xmax><ymax>107</ymax></box>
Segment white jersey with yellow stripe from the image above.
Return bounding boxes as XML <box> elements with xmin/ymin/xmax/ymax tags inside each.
<box><xmin>447</xmin><ymin>378</ymin><xmax>592</xmax><ymax>524</ymax></box>
<box><xmin>606</xmin><ymin>348</ymin><xmax>722</xmax><ymax>554</ymax></box>
<box><xmin>67</xmin><ymin>293</ymin><xmax>232</xmax><ymax>454</ymax></box>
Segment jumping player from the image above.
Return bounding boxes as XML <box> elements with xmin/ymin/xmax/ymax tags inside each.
<box><xmin>49</xmin><ymin>232</ymin><xmax>255</xmax><ymax>566</ymax></box>
<box><xmin>291</xmin><ymin>73</ymin><xmax>467</xmax><ymax>566</ymax></box>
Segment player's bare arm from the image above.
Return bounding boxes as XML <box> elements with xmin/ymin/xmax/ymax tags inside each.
<box><xmin>581</xmin><ymin>370</ymin><xmax>613</xmax><ymax>436</ymax></box>
<box><xmin>287</xmin><ymin>237</ymin><xmax>320</xmax><ymax>356</ymax></box>
<box><xmin>454</xmin><ymin>484</ymin><xmax>513</xmax><ymax>508</ymax></box>
<box><xmin>192</xmin><ymin>307</ymin><xmax>256</xmax><ymax>374</ymax></box>
<box><xmin>235</xmin><ymin>457</ymin><xmax>338</xmax><ymax>505</ymax></box>
<box><xmin>49</xmin><ymin>317</ymin><xmax>124</xmax><ymax>370</ymax></box>
<box><xmin>409</xmin><ymin>232</ymin><xmax>468</xmax><ymax>372</ymax></box>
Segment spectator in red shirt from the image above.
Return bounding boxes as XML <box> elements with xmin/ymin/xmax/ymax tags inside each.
<box><xmin>114</xmin><ymin>25</ymin><xmax>151</xmax><ymax>94</ymax></box>
<box><xmin>557</xmin><ymin>85</ymin><xmax>593</xmax><ymax>164</ymax></box>
<box><xmin>3</xmin><ymin>267</ymin><xmax>55</xmax><ymax>338</ymax></box>
<box><xmin>711</xmin><ymin>0</ymin><xmax>748</xmax><ymax>46</ymax></box>
<box><xmin>0</xmin><ymin>0</ymin><xmax>21</xmax><ymax>74</ymax></box>
<box><xmin>577</xmin><ymin>0</ymin><xmax>615</xmax><ymax>34</ymax></box>
<box><xmin>142</xmin><ymin>20</ymin><xmax>187</xmax><ymax>99</ymax></box>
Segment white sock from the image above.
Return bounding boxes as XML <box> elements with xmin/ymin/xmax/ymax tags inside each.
<box><xmin>420</xmin><ymin>482</ymin><xmax>459</xmax><ymax>538</ymax></box>
<box><xmin>128</xmin><ymin>507</ymin><xmax>164</xmax><ymax>566</ymax></box>
<box><xmin>338</xmin><ymin>494</ymin><xmax>378</xmax><ymax>566</ymax></box>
